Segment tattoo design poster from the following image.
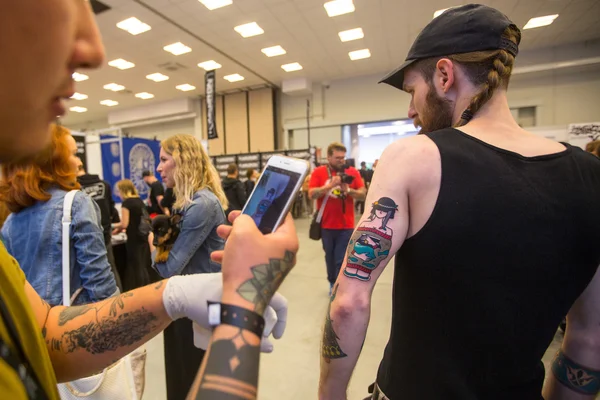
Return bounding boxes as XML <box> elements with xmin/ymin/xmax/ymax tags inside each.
<box><xmin>344</xmin><ymin>197</ymin><xmax>398</xmax><ymax>281</ymax></box>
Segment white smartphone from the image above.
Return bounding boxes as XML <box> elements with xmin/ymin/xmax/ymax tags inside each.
<box><xmin>242</xmin><ymin>155</ymin><xmax>309</xmax><ymax>234</ymax></box>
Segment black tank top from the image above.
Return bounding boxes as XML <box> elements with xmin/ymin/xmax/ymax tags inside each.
<box><xmin>376</xmin><ymin>128</ymin><xmax>600</xmax><ymax>400</ymax></box>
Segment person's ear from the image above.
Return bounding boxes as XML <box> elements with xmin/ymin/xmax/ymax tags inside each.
<box><xmin>435</xmin><ymin>58</ymin><xmax>455</xmax><ymax>94</ymax></box>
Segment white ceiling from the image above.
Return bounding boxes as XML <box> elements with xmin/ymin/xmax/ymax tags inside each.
<box><xmin>63</xmin><ymin>0</ymin><xmax>600</xmax><ymax>126</ymax></box>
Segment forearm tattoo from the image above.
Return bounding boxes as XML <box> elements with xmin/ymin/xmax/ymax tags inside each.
<box><xmin>344</xmin><ymin>197</ymin><xmax>398</xmax><ymax>281</ymax></box>
<box><xmin>47</xmin><ymin>291</ymin><xmax>159</xmax><ymax>355</ymax></box>
<box><xmin>196</xmin><ymin>330</ymin><xmax>260</xmax><ymax>400</ymax></box>
<box><xmin>322</xmin><ymin>283</ymin><xmax>347</xmax><ymax>362</ymax></box>
<box><xmin>552</xmin><ymin>350</ymin><xmax>600</xmax><ymax>395</ymax></box>
<box><xmin>237</xmin><ymin>250</ymin><xmax>294</xmax><ymax>314</ymax></box>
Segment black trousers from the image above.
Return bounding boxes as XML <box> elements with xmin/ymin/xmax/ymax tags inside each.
<box><xmin>164</xmin><ymin>318</ymin><xmax>206</xmax><ymax>400</ymax></box>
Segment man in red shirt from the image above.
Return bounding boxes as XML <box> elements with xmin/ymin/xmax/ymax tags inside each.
<box><xmin>309</xmin><ymin>142</ymin><xmax>366</xmax><ymax>293</ymax></box>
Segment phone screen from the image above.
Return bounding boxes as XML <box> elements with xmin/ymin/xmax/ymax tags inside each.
<box><xmin>242</xmin><ymin>165</ymin><xmax>303</xmax><ymax>234</ymax></box>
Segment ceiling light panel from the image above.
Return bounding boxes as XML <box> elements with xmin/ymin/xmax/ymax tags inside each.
<box><xmin>523</xmin><ymin>14</ymin><xmax>559</xmax><ymax>29</ymax></box>
<box><xmin>349</xmin><ymin>49</ymin><xmax>371</xmax><ymax>60</ymax></box>
<box><xmin>339</xmin><ymin>28</ymin><xmax>364</xmax><ymax>42</ymax></box>
<box><xmin>198</xmin><ymin>60</ymin><xmax>222</xmax><ymax>71</ymax></box>
<box><xmin>234</xmin><ymin>22</ymin><xmax>264</xmax><ymax>38</ymax></box>
<box><xmin>135</xmin><ymin>92</ymin><xmax>155</xmax><ymax>99</ymax></box>
<box><xmin>116</xmin><ymin>17</ymin><xmax>151</xmax><ymax>35</ymax></box>
<box><xmin>70</xmin><ymin>106</ymin><xmax>88</xmax><ymax>113</ymax></box>
<box><xmin>324</xmin><ymin>0</ymin><xmax>355</xmax><ymax>17</ymax></box>
<box><xmin>103</xmin><ymin>83</ymin><xmax>125</xmax><ymax>91</ymax></box>
<box><xmin>198</xmin><ymin>0</ymin><xmax>232</xmax><ymax>10</ymax></box>
<box><xmin>176</xmin><ymin>84</ymin><xmax>196</xmax><ymax>91</ymax></box>
<box><xmin>146</xmin><ymin>73</ymin><xmax>169</xmax><ymax>82</ymax></box>
<box><xmin>261</xmin><ymin>45</ymin><xmax>287</xmax><ymax>57</ymax></box>
<box><xmin>71</xmin><ymin>93</ymin><xmax>88</xmax><ymax>100</ymax></box>
<box><xmin>108</xmin><ymin>58</ymin><xmax>135</xmax><ymax>70</ymax></box>
<box><xmin>224</xmin><ymin>74</ymin><xmax>244</xmax><ymax>82</ymax></box>
<box><xmin>72</xmin><ymin>72</ymin><xmax>89</xmax><ymax>82</ymax></box>
<box><xmin>164</xmin><ymin>42</ymin><xmax>192</xmax><ymax>56</ymax></box>
<box><xmin>100</xmin><ymin>100</ymin><xmax>119</xmax><ymax>107</ymax></box>
<box><xmin>281</xmin><ymin>62</ymin><xmax>303</xmax><ymax>72</ymax></box>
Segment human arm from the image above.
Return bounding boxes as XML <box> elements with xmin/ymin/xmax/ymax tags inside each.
<box><xmin>543</xmin><ymin>267</ymin><xmax>600</xmax><ymax>399</ymax></box>
<box><xmin>186</xmin><ymin>212</ymin><xmax>299</xmax><ymax>400</ymax></box>
<box><xmin>111</xmin><ymin>206</ymin><xmax>129</xmax><ymax>235</ymax></box>
<box><xmin>319</xmin><ymin>140</ymin><xmax>425</xmax><ymax>399</ymax></box>
<box><xmin>154</xmin><ymin>197</ymin><xmax>217</xmax><ymax>278</ymax></box>
<box><xmin>309</xmin><ymin>170</ymin><xmax>340</xmax><ymax>200</ymax></box>
<box><xmin>71</xmin><ymin>194</ymin><xmax>117</xmax><ymax>301</ymax></box>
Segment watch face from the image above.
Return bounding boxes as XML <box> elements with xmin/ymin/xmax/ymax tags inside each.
<box><xmin>208</xmin><ymin>303</ymin><xmax>221</xmax><ymax>326</ymax></box>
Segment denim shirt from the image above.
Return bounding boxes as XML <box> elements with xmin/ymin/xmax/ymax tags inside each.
<box><xmin>1</xmin><ymin>187</ymin><xmax>117</xmax><ymax>306</ymax></box>
<box><xmin>155</xmin><ymin>188</ymin><xmax>225</xmax><ymax>277</ymax></box>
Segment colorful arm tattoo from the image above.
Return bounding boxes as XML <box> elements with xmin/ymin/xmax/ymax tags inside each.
<box><xmin>552</xmin><ymin>350</ymin><xmax>600</xmax><ymax>395</ymax></box>
<box><xmin>344</xmin><ymin>197</ymin><xmax>398</xmax><ymax>282</ymax></box>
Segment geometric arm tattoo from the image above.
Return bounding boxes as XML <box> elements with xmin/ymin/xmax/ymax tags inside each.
<box><xmin>552</xmin><ymin>350</ymin><xmax>600</xmax><ymax>395</ymax></box>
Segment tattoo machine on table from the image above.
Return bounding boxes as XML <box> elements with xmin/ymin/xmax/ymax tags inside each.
<box><xmin>152</xmin><ymin>214</ymin><xmax>181</xmax><ymax>263</ymax></box>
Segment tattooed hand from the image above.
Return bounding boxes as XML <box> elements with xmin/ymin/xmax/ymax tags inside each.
<box><xmin>212</xmin><ymin>211</ymin><xmax>299</xmax><ymax>315</ymax></box>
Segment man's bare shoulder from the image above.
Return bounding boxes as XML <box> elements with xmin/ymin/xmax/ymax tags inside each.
<box><xmin>380</xmin><ymin>135</ymin><xmax>440</xmax><ymax>177</ymax></box>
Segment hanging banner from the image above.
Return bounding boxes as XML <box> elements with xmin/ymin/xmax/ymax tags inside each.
<box><xmin>205</xmin><ymin>70</ymin><xmax>218</xmax><ymax>140</ymax></box>
<box><xmin>100</xmin><ymin>135</ymin><xmax>161</xmax><ymax>202</ymax></box>
<box><xmin>72</xmin><ymin>133</ymin><xmax>88</xmax><ymax>172</ymax></box>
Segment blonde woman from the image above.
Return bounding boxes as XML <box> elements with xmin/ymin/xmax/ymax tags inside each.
<box><xmin>155</xmin><ymin>134</ymin><xmax>227</xmax><ymax>400</ymax></box>
<box><xmin>112</xmin><ymin>179</ymin><xmax>151</xmax><ymax>291</ymax></box>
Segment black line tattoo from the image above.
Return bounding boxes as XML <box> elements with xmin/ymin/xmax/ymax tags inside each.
<box><xmin>237</xmin><ymin>250</ymin><xmax>294</xmax><ymax>314</ymax></box>
<box><xmin>344</xmin><ymin>197</ymin><xmax>398</xmax><ymax>282</ymax></box>
<box><xmin>58</xmin><ymin>308</ymin><xmax>157</xmax><ymax>354</ymax></box>
<box><xmin>154</xmin><ymin>280</ymin><xmax>164</xmax><ymax>290</ymax></box>
<box><xmin>196</xmin><ymin>330</ymin><xmax>260</xmax><ymax>400</ymax></box>
<box><xmin>322</xmin><ymin>284</ymin><xmax>347</xmax><ymax>361</ymax></box>
<box><xmin>58</xmin><ymin>305</ymin><xmax>92</xmax><ymax>326</ymax></box>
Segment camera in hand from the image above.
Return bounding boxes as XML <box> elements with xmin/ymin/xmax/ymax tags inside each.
<box><xmin>337</xmin><ymin>163</ymin><xmax>355</xmax><ymax>185</ymax></box>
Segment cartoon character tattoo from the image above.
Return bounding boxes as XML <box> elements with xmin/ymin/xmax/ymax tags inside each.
<box><xmin>344</xmin><ymin>197</ymin><xmax>398</xmax><ymax>281</ymax></box>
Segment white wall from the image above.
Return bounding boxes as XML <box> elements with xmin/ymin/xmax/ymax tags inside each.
<box><xmin>121</xmin><ymin>118</ymin><xmax>195</xmax><ymax>141</ymax></box>
<box><xmin>291</xmin><ymin>126</ymin><xmax>342</xmax><ymax>151</ymax></box>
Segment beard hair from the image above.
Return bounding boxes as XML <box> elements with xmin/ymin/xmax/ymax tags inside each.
<box><xmin>416</xmin><ymin>84</ymin><xmax>455</xmax><ymax>135</ymax></box>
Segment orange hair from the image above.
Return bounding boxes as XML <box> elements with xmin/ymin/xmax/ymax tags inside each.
<box><xmin>0</xmin><ymin>124</ymin><xmax>80</xmax><ymax>213</ymax></box>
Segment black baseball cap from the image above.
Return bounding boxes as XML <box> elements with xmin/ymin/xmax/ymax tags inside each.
<box><xmin>379</xmin><ymin>4</ymin><xmax>520</xmax><ymax>91</ymax></box>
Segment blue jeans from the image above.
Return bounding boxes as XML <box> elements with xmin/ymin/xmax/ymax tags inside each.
<box><xmin>322</xmin><ymin>229</ymin><xmax>354</xmax><ymax>284</ymax></box>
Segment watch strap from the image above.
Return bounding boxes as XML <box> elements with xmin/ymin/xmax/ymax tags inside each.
<box><xmin>207</xmin><ymin>302</ymin><xmax>265</xmax><ymax>337</ymax></box>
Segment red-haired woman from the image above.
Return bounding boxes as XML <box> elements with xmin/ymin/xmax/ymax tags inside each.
<box><xmin>0</xmin><ymin>124</ymin><xmax>117</xmax><ymax>306</ymax></box>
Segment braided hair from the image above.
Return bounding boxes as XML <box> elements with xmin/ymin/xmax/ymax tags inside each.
<box><xmin>412</xmin><ymin>25</ymin><xmax>521</xmax><ymax>126</ymax></box>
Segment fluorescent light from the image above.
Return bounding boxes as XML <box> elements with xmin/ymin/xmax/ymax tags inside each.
<box><xmin>198</xmin><ymin>0</ymin><xmax>232</xmax><ymax>10</ymax></box>
<box><xmin>349</xmin><ymin>48</ymin><xmax>371</xmax><ymax>60</ymax></box>
<box><xmin>103</xmin><ymin>83</ymin><xmax>125</xmax><ymax>91</ymax></box>
<box><xmin>71</xmin><ymin>92</ymin><xmax>88</xmax><ymax>100</ymax></box>
<box><xmin>176</xmin><ymin>84</ymin><xmax>196</xmax><ymax>92</ymax></box>
<box><xmin>261</xmin><ymin>45</ymin><xmax>286</xmax><ymax>57</ymax></box>
<box><xmin>281</xmin><ymin>62</ymin><xmax>303</xmax><ymax>72</ymax></box>
<box><xmin>146</xmin><ymin>73</ymin><xmax>169</xmax><ymax>82</ymax></box>
<box><xmin>69</xmin><ymin>106</ymin><xmax>87</xmax><ymax>113</ymax></box>
<box><xmin>433</xmin><ymin>7</ymin><xmax>455</xmax><ymax>18</ymax></box>
<box><xmin>100</xmin><ymin>100</ymin><xmax>119</xmax><ymax>107</ymax></box>
<box><xmin>198</xmin><ymin>60</ymin><xmax>222</xmax><ymax>71</ymax></box>
<box><xmin>324</xmin><ymin>0</ymin><xmax>355</xmax><ymax>17</ymax></box>
<box><xmin>339</xmin><ymin>28</ymin><xmax>364</xmax><ymax>42</ymax></box>
<box><xmin>523</xmin><ymin>14</ymin><xmax>559</xmax><ymax>29</ymax></box>
<box><xmin>135</xmin><ymin>92</ymin><xmax>155</xmax><ymax>99</ymax></box>
<box><xmin>116</xmin><ymin>17</ymin><xmax>151</xmax><ymax>35</ymax></box>
<box><xmin>234</xmin><ymin>22</ymin><xmax>264</xmax><ymax>38</ymax></box>
<box><xmin>163</xmin><ymin>42</ymin><xmax>192</xmax><ymax>56</ymax></box>
<box><xmin>108</xmin><ymin>58</ymin><xmax>135</xmax><ymax>70</ymax></box>
<box><xmin>224</xmin><ymin>74</ymin><xmax>244</xmax><ymax>82</ymax></box>
<box><xmin>72</xmin><ymin>72</ymin><xmax>89</xmax><ymax>82</ymax></box>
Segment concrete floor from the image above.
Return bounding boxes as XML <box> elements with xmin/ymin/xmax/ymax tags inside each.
<box><xmin>142</xmin><ymin>217</ymin><xmax>564</xmax><ymax>400</ymax></box>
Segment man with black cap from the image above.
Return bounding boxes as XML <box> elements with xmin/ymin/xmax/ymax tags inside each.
<box><xmin>319</xmin><ymin>4</ymin><xmax>600</xmax><ymax>400</ymax></box>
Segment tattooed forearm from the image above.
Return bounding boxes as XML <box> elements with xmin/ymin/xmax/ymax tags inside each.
<box><xmin>322</xmin><ymin>284</ymin><xmax>347</xmax><ymax>361</ymax></box>
<box><xmin>344</xmin><ymin>197</ymin><xmax>398</xmax><ymax>281</ymax></box>
<box><xmin>551</xmin><ymin>350</ymin><xmax>600</xmax><ymax>395</ymax></box>
<box><xmin>58</xmin><ymin>305</ymin><xmax>91</xmax><ymax>326</ymax></box>
<box><xmin>237</xmin><ymin>251</ymin><xmax>294</xmax><ymax>314</ymax></box>
<box><xmin>194</xmin><ymin>328</ymin><xmax>261</xmax><ymax>400</ymax></box>
<box><xmin>58</xmin><ymin>308</ymin><xmax>158</xmax><ymax>354</ymax></box>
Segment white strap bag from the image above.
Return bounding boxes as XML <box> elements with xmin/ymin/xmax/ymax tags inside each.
<box><xmin>57</xmin><ymin>190</ymin><xmax>142</xmax><ymax>400</ymax></box>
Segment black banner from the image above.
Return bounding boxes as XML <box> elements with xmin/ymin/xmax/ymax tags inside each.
<box><xmin>73</xmin><ymin>134</ymin><xmax>87</xmax><ymax>172</ymax></box>
<box><xmin>205</xmin><ymin>70</ymin><xmax>218</xmax><ymax>140</ymax></box>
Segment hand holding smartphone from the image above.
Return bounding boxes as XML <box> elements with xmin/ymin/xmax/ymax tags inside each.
<box><xmin>241</xmin><ymin>155</ymin><xmax>309</xmax><ymax>234</ymax></box>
